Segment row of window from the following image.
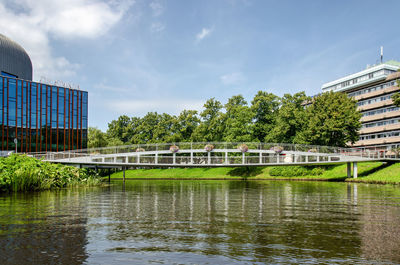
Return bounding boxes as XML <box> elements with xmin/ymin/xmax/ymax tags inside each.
<box><xmin>362</xmin><ymin>118</ymin><xmax>400</xmax><ymax>129</ymax></box>
<box><xmin>1</xmin><ymin>127</ymin><xmax>87</xmax><ymax>152</ymax></box>
<box><xmin>324</xmin><ymin>69</ymin><xmax>395</xmax><ymax>91</ymax></box>
<box><xmin>0</xmin><ymin>76</ymin><xmax>88</xmax><ymax>151</ymax></box>
<box><xmin>357</xmin><ymin>93</ymin><xmax>395</xmax><ymax>107</ymax></box>
<box><xmin>361</xmin><ymin>106</ymin><xmax>400</xmax><ymax>117</ymax></box>
<box><xmin>0</xmin><ymin>77</ymin><xmax>88</xmax><ymax>129</ymax></box>
<box><xmin>360</xmin><ymin>130</ymin><xmax>400</xmax><ymax>141</ymax></box>
<box><xmin>348</xmin><ymin>80</ymin><xmax>397</xmax><ymax>98</ymax></box>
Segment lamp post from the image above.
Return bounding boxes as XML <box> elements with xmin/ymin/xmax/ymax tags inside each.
<box><xmin>14</xmin><ymin>138</ymin><xmax>17</xmax><ymax>154</ymax></box>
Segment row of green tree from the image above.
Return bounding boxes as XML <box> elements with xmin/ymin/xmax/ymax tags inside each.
<box><xmin>89</xmin><ymin>90</ymin><xmax>362</xmax><ymax>148</ymax></box>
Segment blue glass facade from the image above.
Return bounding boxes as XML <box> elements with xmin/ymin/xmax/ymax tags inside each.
<box><xmin>0</xmin><ymin>75</ymin><xmax>88</xmax><ymax>152</ymax></box>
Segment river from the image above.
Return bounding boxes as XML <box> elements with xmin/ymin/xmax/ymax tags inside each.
<box><xmin>0</xmin><ymin>180</ymin><xmax>400</xmax><ymax>264</ymax></box>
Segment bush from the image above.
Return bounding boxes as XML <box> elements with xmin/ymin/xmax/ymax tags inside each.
<box><xmin>0</xmin><ymin>154</ymin><xmax>101</xmax><ymax>192</ymax></box>
<box><xmin>269</xmin><ymin>166</ymin><xmax>325</xmax><ymax>177</ymax></box>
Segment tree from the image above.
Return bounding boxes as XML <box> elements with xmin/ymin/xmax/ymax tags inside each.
<box><xmin>297</xmin><ymin>91</ymin><xmax>361</xmax><ymax>147</ymax></box>
<box><xmin>192</xmin><ymin>98</ymin><xmax>225</xmax><ymax>141</ymax></box>
<box><xmin>266</xmin><ymin>92</ymin><xmax>310</xmax><ymax>143</ymax></box>
<box><xmin>107</xmin><ymin>115</ymin><xmax>133</xmax><ymax>143</ymax></box>
<box><xmin>251</xmin><ymin>91</ymin><xmax>280</xmax><ymax>142</ymax></box>
<box><xmin>174</xmin><ymin>110</ymin><xmax>200</xmax><ymax>142</ymax></box>
<box><xmin>223</xmin><ymin>95</ymin><xmax>254</xmax><ymax>142</ymax></box>
<box><xmin>131</xmin><ymin>112</ymin><xmax>161</xmax><ymax>143</ymax></box>
<box><xmin>393</xmin><ymin>92</ymin><xmax>400</xmax><ymax>107</ymax></box>
<box><xmin>88</xmin><ymin>127</ymin><xmax>108</xmax><ymax>148</ymax></box>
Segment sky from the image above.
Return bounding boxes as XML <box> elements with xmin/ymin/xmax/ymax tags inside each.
<box><xmin>1</xmin><ymin>0</ymin><xmax>400</xmax><ymax>131</ymax></box>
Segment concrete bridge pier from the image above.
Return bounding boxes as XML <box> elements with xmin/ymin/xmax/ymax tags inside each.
<box><xmin>347</xmin><ymin>162</ymin><xmax>358</xmax><ymax>178</ymax></box>
<box><xmin>347</xmin><ymin>162</ymin><xmax>351</xmax><ymax>178</ymax></box>
<box><xmin>353</xmin><ymin>162</ymin><xmax>358</xmax><ymax>178</ymax></box>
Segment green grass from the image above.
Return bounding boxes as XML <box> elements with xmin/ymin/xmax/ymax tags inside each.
<box><xmin>346</xmin><ymin>162</ymin><xmax>400</xmax><ymax>184</ymax></box>
<box><xmin>108</xmin><ymin>162</ymin><xmax>396</xmax><ymax>183</ymax></box>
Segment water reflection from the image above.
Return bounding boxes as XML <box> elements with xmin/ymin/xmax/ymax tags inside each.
<box><xmin>0</xmin><ymin>189</ymin><xmax>90</xmax><ymax>264</ymax></box>
<box><xmin>0</xmin><ymin>181</ymin><xmax>400</xmax><ymax>264</ymax></box>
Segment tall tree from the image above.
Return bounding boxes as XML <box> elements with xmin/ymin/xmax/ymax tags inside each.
<box><xmin>192</xmin><ymin>98</ymin><xmax>224</xmax><ymax>141</ymax></box>
<box><xmin>251</xmin><ymin>91</ymin><xmax>280</xmax><ymax>142</ymax></box>
<box><xmin>297</xmin><ymin>91</ymin><xmax>361</xmax><ymax>147</ymax></box>
<box><xmin>392</xmin><ymin>80</ymin><xmax>400</xmax><ymax>107</ymax></box>
<box><xmin>106</xmin><ymin>115</ymin><xmax>133</xmax><ymax>143</ymax></box>
<box><xmin>174</xmin><ymin>110</ymin><xmax>200</xmax><ymax>142</ymax></box>
<box><xmin>266</xmin><ymin>92</ymin><xmax>310</xmax><ymax>143</ymax></box>
<box><xmin>223</xmin><ymin>95</ymin><xmax>254</xmax><ymax>142</ymax></box>
<box><xmin>88</xmin><ymin>127</ymin><xmax>108</xmax><ymax>148</ymax></box>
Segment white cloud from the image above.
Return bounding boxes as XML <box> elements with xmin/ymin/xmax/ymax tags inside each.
<box><xmin>0</xmin><ymin>0</ymin><xmax>134</xmax><ymax>80</ymax></box>
<box><xmin>151</xmin><ymin>22</ymin><xmax>165</xmax><ymax>33</ymax></box>
<box><xmin>220</xmin><ymin>72</ymin><xmax>245</xmax><ymax>85</ymax></box>
<box><xmin>196</xmin><ymin>27</ymin><xmax>213</xmax><ymax>41</ymax></box>
<box><xmin>106</xmin><ymin>99</ymin><xmax>204</xmax><ymax>116</ymax></box>
<box><xmin>149</xmin><ymin>1</ymin><xmax>163</xmax><ymax>17</ymax></box>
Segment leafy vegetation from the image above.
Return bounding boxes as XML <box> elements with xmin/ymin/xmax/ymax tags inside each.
<box><xmin>0</xmin><ymin>154</ymin><xmax>101</xmax><ymax>192</ymax></box>
<box><xmin>269</xmin><ymin>166</ymin><xmax>325</xmax><ymax>177</ymax></box>
<box><xmin>89</xmin><ymin>90</ymin><xmax>361</xmax><ymax>148</ymax></box>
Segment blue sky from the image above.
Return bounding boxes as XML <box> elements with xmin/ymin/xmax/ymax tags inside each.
<box><xmin>1</xmin><ymin>0</ymin><xmax>400</xmax><ymax>131</ymax></box>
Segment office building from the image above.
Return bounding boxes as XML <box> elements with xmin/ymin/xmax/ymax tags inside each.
<box><xmin>0</xmin><ymin>33</ymin><xmax>88</xmax><ymax>152</ymax></box>
<box><xmin>321</xmin><ymin>60</ymin><xmax>400</xmax><ymax>151</ymax></box>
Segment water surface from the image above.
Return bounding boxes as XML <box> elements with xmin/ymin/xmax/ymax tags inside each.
<box><xmin>1</xmin><ymin>180</ymin><xmax>400</xmax><ymax>264</ymax></box>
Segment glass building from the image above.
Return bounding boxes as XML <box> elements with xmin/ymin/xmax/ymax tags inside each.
<box><xmin>0</xmin><ymin>34</ymin><xmax>87</xmax><ymax>152</ymax></box>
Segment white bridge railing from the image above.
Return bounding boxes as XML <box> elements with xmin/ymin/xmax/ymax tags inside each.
<box><xmin>27</xmin><ymin>142</ymin><xmax>398</xmax><ymax>167</ymax></box>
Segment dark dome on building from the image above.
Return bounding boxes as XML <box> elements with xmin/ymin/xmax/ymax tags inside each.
<box><xmin>0</xmin><ymin>34</ymin><xmax>33</xmax><ymax>81</ymax></box>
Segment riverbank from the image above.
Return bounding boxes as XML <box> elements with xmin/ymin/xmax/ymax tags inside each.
<box><xmin>108</xmin><ymin>162</ymin><xmax>400</xmax><ymax>184</ymax></box>
<box><xmin>0</xmin><ymin>154</ymin><xmax>102</xmax><ymax>192</ymax></box>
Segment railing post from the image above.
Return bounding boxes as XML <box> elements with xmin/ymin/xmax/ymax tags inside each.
<box><xmin>242</xmin><ymin>153</ymin><xmax>245</xmax><ymax>164</ymax></box>
<box><xmin>277</xmin><ymin>154</ymin><xmax>280</xmax><ymax>164</ymax></box>
<box><xmin>190</xmin><ymin>152</ymin><xmax>193</xmax><ymax>164</ymax></box>
<box><xmin>136</xmin><ymin>155</ymin><xmax>139</xmax><ymax>164</ymax></box>
<box><xmin>155</xmin><ymin>153</ymin><xmax>158</xmax><ymax>164</ymax></box>
<box><xmin>208</xmin><ymin>152</ymin><xmax>211</xmax><ymax>164</ymax></box>
<box><xmin>173</xmin><ymin>153</ymin><xmax>176</xmax><ymax>164</ymax></box>
<box><xmin>225</xmin><ymin>152</ymin><xmax>228</xmax><ymax>165</ymax></box>
<box><xmin>259</xmin><ymin>151</ymin><xmax>262</xmax><ymax>164</ymax></box>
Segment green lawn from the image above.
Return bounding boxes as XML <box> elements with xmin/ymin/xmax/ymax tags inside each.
<box><xmin>346</xmin><ymin>162</ymin><xmax>400</xmax><ymax>184</ymax></box>
<box><xmin>107</xmin><ymin>162</ymin><xmax>399</xmax><ymax>183</ymax></box>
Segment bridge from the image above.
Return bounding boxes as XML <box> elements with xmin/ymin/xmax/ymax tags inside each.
<box><xmin>28</xmin><ymin>142</ymin><xmax>400</xmax><ymax>179</ymax></box>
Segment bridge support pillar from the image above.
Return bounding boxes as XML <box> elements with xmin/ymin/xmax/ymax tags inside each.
<box><xmin>347</xmin><ymin>162</ymin><xmax>351</xmax><ymax>178</ymax></box>
<box><xmin>123</xmin><ymin>167</ymin><xmax>126</xmax><ymax>184</ymax></box>
<box><xmin>353</xmin><ymin>162</ymin><xmax>358</xmax><ymax>178</ymax></box>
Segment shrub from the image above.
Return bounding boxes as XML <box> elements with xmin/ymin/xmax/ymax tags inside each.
<box><xmin>0</xmin><ymin>154</ymin><xmax>101</xmax><ymax>192</ymax></box>
<box><xmin>269</xmin><ymin>166</ymin><xmax>325</xmax><ymax>177</ymax></box>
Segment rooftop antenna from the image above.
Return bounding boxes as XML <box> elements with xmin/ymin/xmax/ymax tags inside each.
<box><xmin>380</xmin><ymin>46</ymin><xmax>383</xmax><ymax>63</ymax></box>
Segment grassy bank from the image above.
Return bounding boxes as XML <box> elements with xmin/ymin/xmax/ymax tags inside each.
<box><xmin>0</xmin><ymin>154</ymin><xmax>102</xmax><ymax>192</ymax></box>
<box><xmin>108</xmin><ymin>162</ymin><xmax>399</xmax><ymax>184</ymax></box>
